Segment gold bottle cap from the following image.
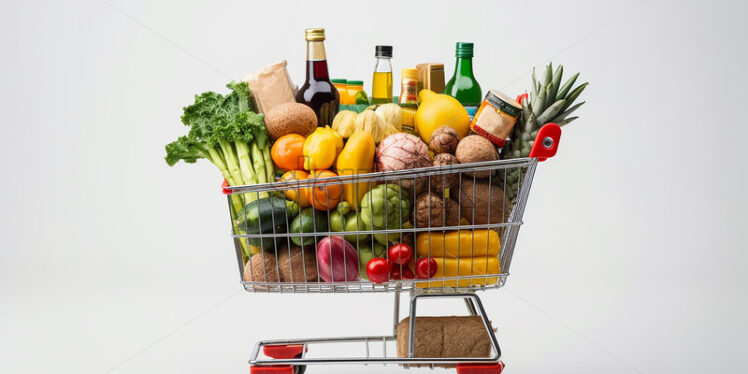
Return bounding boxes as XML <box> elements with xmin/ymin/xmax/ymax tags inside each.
<box><xmin>305</xmin><ymin>28</ymin><xmax>325</xmax><ymax>41</ymax></box>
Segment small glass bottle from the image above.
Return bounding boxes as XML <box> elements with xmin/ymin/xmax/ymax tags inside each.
<box><xmin>296</xmin><ymin>28</ymin><xmax>339</xmax><ymax>126</ymax></box>
<box><xmin>371</xmin><ymin>45</ymin><xmax>393</xmax><ymax>104</ymax></box>
<box><xmin>444</xmin><ymin>42</ymin><xmax>482</xmax><ymax>116</ymax></box>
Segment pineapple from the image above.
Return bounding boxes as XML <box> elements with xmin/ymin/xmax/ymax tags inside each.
<box><xmin>500</xmin><ymin>62</ymin><xmax>588</xmax><ymax>200</ymax></box>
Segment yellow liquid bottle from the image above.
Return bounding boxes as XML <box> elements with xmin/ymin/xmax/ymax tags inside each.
<box><xmin>371</xmin><ymin>45</ymin><xmax>393</xmax><ymax>104</ymax></box>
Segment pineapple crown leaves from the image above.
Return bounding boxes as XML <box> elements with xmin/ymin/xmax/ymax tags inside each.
<box><xmin>525</xmin><ymin>62</ymin><xmax>588</xmax><ymax>131</ymax></box>
<box><xmin>503</xmin><ymin>62</ymin><xmax>589</xmax><ymax>160</ymax></box>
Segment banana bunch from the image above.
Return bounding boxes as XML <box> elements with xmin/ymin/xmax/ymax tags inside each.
<box><xmin>500</xmin><ymin>62</ymin><xmax>588</xmax><ymax>200</ymax></box>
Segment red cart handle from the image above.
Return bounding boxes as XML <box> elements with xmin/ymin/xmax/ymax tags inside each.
<box><xmin>221</xmin><ymin>179</ymin><xmax>232</xmax><ymax>194</ymax></box>
<box><xmin>529</xmin><ymin>123</ymin><xmax>561</xmax><ymax>161</ymax></box>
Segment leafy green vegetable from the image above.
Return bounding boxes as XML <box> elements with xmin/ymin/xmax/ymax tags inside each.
<box><xmin>165</xmin><ymin>82</ymin><xmax>277</xmax><ymax>258</ymax></box>
<box><xmin>165</xmin><ymin>81</ymin><xmax>275</xmax><ymax>198</ymax></box>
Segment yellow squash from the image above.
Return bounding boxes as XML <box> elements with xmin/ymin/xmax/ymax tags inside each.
<box><xmin>415</xmin><ymin>229</ymin><xmax>500</xmax><ymax>258</ymax></box>
<box><xmin>303</xmin><ymin>126</ymin><xmax>343</xmax><ymax>170</ymax></box>
<box><xmin>336</xmin><ymin>130</ymin><xmax>375</xmax><ymax>210</ymax></box>
<box><xmin>416</xmin><ymin>257</ymin><xmax>500</xmax><ymax>288</ymax></box>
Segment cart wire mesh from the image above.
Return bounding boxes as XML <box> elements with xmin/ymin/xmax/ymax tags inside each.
<box><xmin>224</xmin><ymin>157</ymin><xmax>538</xmax><ymax>293</ymax></box>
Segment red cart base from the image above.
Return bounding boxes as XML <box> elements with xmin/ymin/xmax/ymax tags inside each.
<box><xmin>456</xmin><ymin>362</ymin><xmax>505</xmax><ymax>374</ymax></box>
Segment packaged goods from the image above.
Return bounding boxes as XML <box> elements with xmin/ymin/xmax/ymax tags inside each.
<box><xmin>399</xmin><ymin>68</ymin><xmax>418</xmax><ymax>105</ymax></box>
<box><xmin>332</xmin><ymin>79</ymin><xmax>353</xmax><ymax>105</ymax></box>
<box><xmin>416</xmin><ymin>63</ymin><xmax>445</xmax><ymax>94</ymax></box>
<box><xmin>471</xmin><ymin>89</ymin><xmax>521</xmax><ymax>147</ymax></box>
<box><xmin>241</xmin><ymin>60</ymin><xmax>297</xmax><ymax>114</ymax></box>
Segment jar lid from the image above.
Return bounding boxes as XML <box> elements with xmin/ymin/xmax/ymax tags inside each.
<box><xmin>486</xmin><ymin>89</ymin><xmax>521</xmax><ymax>117</ymax></box>
<box><xmin>305</xmin><ymin>28</ymin><xmax>325</xmax><ymax>41</ymax></box>
<box><xmin>401</xmin><ymin>68</ymin><xmax>418</xmax><ymax>79</ymax></box>
<box><xmin>331</xmin><ymin>79</ymin><xmax>347</xmax><ymax>84</ymax></box>
<box><xmin>375</xmin><ymin>45</ymin><xmax>393</xmax><ymax>58</ymax></box>
<box><xmin>455</xmin><ymin>42</ymin><xmax>474</xmax><ymax>58</ymax></box>
<box><xmin>347</xmin><ymin>80</ymin><xmax>364</xmax><ymax>85</ymax></box>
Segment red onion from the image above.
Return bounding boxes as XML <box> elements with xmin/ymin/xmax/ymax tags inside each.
<box><xmin>317</xmin><ymin>236</ymin><xmax>360</xmax><ymax>282</ymax></box>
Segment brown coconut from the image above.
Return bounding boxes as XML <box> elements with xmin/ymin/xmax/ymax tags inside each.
<box><xmin>243</xmin><ymin>252</ymin><xmax>279</xmax><ymax>282</ymax></box>
<box><xmin>277</xmin><ymin>244</ymin><xmax>317</xmax><ymax>282</ymax></box>
<box><xmin>414</xmin><ymin>192</ymin><xmax>461</xmax><ymax>228</ymax></box>
<box><xmin>454</xmin><ymin>135</ymin><xmax>499</xmax><ymax>179</ymax></box>
<box><xmin>458</xmin><ymin>178</ymin><xmax>512</xmax><ymax>225</ymax></box>
<box><xmin>263</xmin><ymin>102</ymin><xmax>318</xmax><ymax>140</ymax></box>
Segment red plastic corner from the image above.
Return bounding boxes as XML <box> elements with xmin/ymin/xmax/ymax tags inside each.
<box><xmin>529</xmin><ymin>123</ymin><xmax>562</xmax><ymax>161</ymax></box>
<box><xmin>221</xmin><ymin>179</ymin><xmax>232</xmax><ymax>195</ymax></box>
<box><xmin>262</xmin><ymin>344</ymin><xmax>305</xmax><ymax>359</ymax></box>
<box><xmin>250</xmin><ymin>365</ymin><xmax>293</xmax><ymax>374</ymax></box>
<box><xmin>456</xmin><ymin>361</ymin><xmax>505</xmax><ymax>374</ymax></box>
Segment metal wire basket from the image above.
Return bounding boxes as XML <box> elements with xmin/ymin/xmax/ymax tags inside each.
<box><xmin>225</xmin><ymin>156</ymin><xmax>539</xmax><ymax>294</ymax></box>
<box><xmin>219</xmin><ymin>124</ymin><xmax>562</xmax><ymax>374</ymax></box>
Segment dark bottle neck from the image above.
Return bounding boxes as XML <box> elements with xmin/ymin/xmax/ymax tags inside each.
<box><xmin>306</xmin><ymin>41</ymin><xmax>330</xmax><ymax>81</ymax></box>
<box><xmin>453</xmin><ymin>57</ymin><xmax>475</xmax><ymax>79</ymax></box>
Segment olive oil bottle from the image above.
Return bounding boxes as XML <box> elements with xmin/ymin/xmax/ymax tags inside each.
<box><xmin>371</xmin><ymin>45</ymin><xmax>393</xmax><ymax>104</ymax></box>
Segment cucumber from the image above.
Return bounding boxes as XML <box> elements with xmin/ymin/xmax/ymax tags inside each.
<box><xmin>290</xmin><ymin>208</ymin><xmax>329</xmax><ymax>246</ymax></box>
<box><xmin>235</xmin><ymin>197</ymin><xmax>298</xmax><ymax>251</ymax></box>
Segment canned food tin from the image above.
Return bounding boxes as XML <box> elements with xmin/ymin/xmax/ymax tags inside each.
<box><xmin>470</xmin><ymin>89</ymin><xmax>521</xmax><ymax>147</ymax></box>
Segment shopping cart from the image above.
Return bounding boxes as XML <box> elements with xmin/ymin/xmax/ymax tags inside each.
<box><xmin>222</xmin><ymin>124</ymin><xmax>562</xmax><ymax>374</ymax></box>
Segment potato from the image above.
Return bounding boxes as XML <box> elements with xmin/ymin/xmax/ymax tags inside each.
<box><xmin>430</xmin><ymin>153</ymin><xmax>460</xmax><ymax>194</ymax></box>
<box><xmin>277</xmin><ymin>244</ymin><xmax>317</xmax><ymax>282</ymax></box>
<box><xmin>243</xmin><ymin>253</ymin><xmax>279</xmax><ymax>282</ymax></box>
<box><xmin>429</xmin><ymin>126</ymin><xmax>460</xmax><ymax>154</ymax></box>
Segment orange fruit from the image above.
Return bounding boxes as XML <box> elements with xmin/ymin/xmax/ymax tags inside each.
<box><xmin>279</xmin><ymin>170</ymin><xmax>311</xmax><ymax>208</ymax></box>
<box><xmin>271</xmin><ymin>134</ymin><xmax>306</xmax><ymax>171</ymax></box>
<box><xmin>307</xmin><ymin>170</ymin><xmax>341</xmax><ymax>211</ymax></box>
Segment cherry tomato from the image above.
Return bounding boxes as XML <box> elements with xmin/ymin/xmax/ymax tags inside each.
<box><xmin>366</xmin><ymin>258</ymin><xmax>391</xmax><ymax>284</ymax></box>
<box><xmin>271</xmin><ymin>134</ymin><xmax>306</xmax><ymax>170</ymax></box>
<box><xmin>390</xmin><ymin>265</ymin><xmax>415</xmax><ymax>280</ymax></box>
<box><xmin>415</xmin><ymin>257</ymin><xmax>438</xmax><ymax>279</ymax></box>
<box><xmin>515</xmin><ymin>92</ymin><xmax>528</xmax><ymax>105</ymax></box>
<box><xmin>388</xmin><ymin>243</ymin><xmax>413</xmax><ymax>265</ymax></box>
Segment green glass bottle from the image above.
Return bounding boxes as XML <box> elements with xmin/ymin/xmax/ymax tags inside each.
<box><xmin>444</xmin><ymin>42</ymin><xmax>482</xmax><ymax>116</ymax></box>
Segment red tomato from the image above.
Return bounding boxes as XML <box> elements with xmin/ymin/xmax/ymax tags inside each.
<box><xmin>390</xmin><ymin>265</ymin><xmax>415</xmax><ymax>280</ymax></box>
<box><xmin>388</xmin><ymin>243</ymin><xmax>413</xmax><ymax>265</ymax></box>
<box><xmin>415</xmin><ymin>257</ymin><xmax>438</xmax><ymax>279</ymax></box>
<box><xmin>366</xmin><ymin>258</ymin><xmax>391</xmax><ymax>284</ymax></box>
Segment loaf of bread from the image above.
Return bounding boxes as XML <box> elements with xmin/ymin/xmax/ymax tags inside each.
<box><xmin>396</xmin><ymin>316</ymin><xmax>492</xmax><ymax>366</ymax></box>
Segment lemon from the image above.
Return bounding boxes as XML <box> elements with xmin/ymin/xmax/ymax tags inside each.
<box><xmin>415</xmin><ymin>89</ymin><xmax>471</xmax><ymax>143</ymax></box>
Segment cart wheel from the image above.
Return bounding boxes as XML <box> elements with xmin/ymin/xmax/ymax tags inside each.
<box><xmin>293</xmin><ymin>354</ymin><xmax>306</xmax><ymax>374</ymax></box>
<box><xmin>455</xmin><ymin>362</ymin><xmax>505</xmax><ymax>374</ymax></box>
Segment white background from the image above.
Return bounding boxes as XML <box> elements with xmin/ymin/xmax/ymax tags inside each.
<box><xmin>2</xmin><ymin>0</ymin><xmax>747</xmax><ymax>373</ymax></box>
